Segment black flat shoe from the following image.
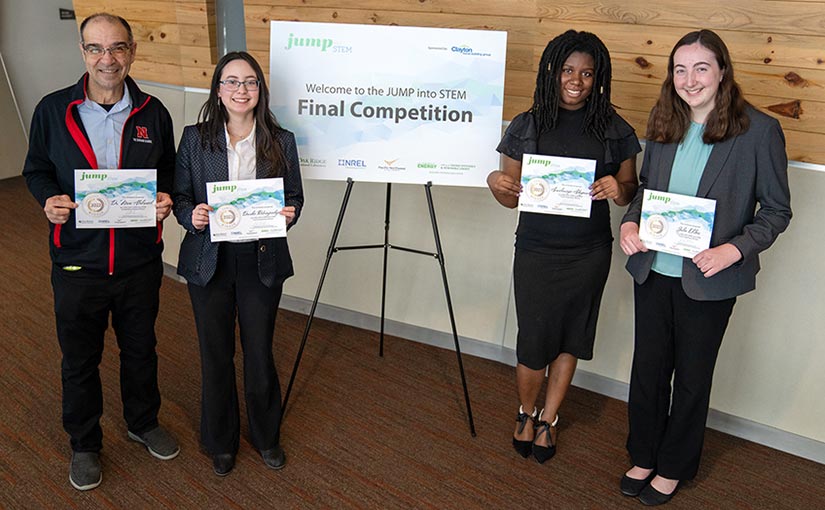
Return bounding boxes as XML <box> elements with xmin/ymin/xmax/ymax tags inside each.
<box><xmin>638</xmin><ymin>481</ymin><xmax>680</xmax><ymax>506</ymax></box>
<box><xmin>212</xmin><ymin>453</ymin><xmax>235</xmax><ymax>476</ymax></box>
<box><xmin>620</xmin><ymin>471</ymin><xmax>656</xmax><ymax>497</ymax></box>
<box><xmin>512</xmin><ymin>406</ymin><xmax>536</xmax><ymax>458</ymax></box>
<box><xmin>532</xmin><ymin>410</ymin><xmax>558</xmax><ymax>464</ymax></box>
<box><xmin>261</xmin><ymin>445</ymin><xmax>286</xmax><ymax>470</ymax></box>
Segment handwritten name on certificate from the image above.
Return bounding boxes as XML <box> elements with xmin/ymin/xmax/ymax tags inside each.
<box><xmin>206</xmin><ymin>178</ymin><xmax>286</xmax><ymax>242</ymax></box>
<box><xmin>639</xmin><ymin>190</ymin><xmax>716</xmax><ymax>258</ymax></box>
<box><xmin>75</xmin><ymin>169</ymin><xmax>157</xmax><ymax>228</ymax></box>
<box><xmin>518</xmin><ymin>154</ymin><xmax>595</xmax><ymax>218</ymax></box>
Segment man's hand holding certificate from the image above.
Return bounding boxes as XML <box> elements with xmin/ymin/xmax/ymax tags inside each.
<box><xmin>206</xmin><ymin>178</ymin><xmax>286</xmax><ymax>242</ymax></box>
<box><xmin>75</xmin><ymin>169</ymin><xmax>157</xmax><ymax>228</ymax></box>
<box><xmin>639</xmin><ymin>190</ymin><xmax>716</xmax><ymax>258</ymax></box>
<box><xmin>518</xmin><ymin>153</ymin><xmax>596</xmax><ymax>217</ymax></box>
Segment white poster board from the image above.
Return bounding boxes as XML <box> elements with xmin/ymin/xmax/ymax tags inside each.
<box><xmin>269</xmin><ymin>21</ymin><xmax>507</xmax><ymax>187</ymax></box>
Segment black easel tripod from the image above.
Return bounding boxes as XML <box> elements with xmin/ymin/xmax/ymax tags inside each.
<box><xmin>281</xmin><ymin>178</ymin><xmax>476</xmax><ymax>436</ymax></box>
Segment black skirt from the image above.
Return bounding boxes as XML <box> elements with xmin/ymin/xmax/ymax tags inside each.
<box><xmin>513</xmin><ymin>244</ymin><xmax>611</xmax><ymax>368</ymax></box>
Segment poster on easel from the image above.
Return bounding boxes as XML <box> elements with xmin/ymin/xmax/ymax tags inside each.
<box><xmin>269</xmin><ymin>21</ymin><xmax>507</xmax><ymax>188</ymax></box>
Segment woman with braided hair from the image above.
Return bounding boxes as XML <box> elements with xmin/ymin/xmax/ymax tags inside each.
<box><xmin>488</xmin><ymin>30</ymin><xmax>640</xmax><ymax>463</ymax></box>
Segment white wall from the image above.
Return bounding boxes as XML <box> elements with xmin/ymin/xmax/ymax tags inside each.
<box><xmin>0</xmin><ymin>51</ymin><xmax>27</xmax><ymax>179</ymax></box>
<box><xmin>279</xmin><ymin>157</ymin><xmax>825</xmax><ymax>450</ymax></box>
<box><xmin>0</xmin><ymin>0</ymin><xmax>84</xmax><ymax>132</ymax></box>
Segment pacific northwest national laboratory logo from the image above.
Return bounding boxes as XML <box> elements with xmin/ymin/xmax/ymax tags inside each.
<box><xmin>378</xmin><ymin>158</ymin><xmax>406</xmax><ymax>171</ymax></box>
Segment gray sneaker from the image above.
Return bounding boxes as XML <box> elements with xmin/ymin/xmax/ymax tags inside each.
<box><xmin>127</xmin><ymin>426</ymin><xmax>180</xmax><ymax>460</ymax></box>
<box><xmin>70</xmin><ymin>452</ymin><xmax>102</xmax><ymax>491</ymax></box>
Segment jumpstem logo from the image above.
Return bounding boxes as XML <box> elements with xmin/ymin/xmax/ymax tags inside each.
<box><xmin>285</xmin><ymin>33</ymin><xmax>333</xmax><ymax>52</ymax></box>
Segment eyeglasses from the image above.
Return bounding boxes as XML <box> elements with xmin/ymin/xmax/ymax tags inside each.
<box><xmin>82</xmin><ymin>43</ymin><xmax>132</xmax><ymax>57</ymax></box>
<box><xmin>219</xmin><ymin>79</ymin><xmax>260</xmax><ymax>91</ymax></box>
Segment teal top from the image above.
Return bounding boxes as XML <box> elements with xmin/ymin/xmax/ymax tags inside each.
<box><xmin>651</xmin><ymin>122</ymin><xmax>714</xmax><ymax>277</ymax></box>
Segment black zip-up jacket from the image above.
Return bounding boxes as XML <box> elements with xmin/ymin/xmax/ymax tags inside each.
<box><xmin>23</xmin><ymin>74</ymin><xmax>175</xmax><ymax>275</ymax></box>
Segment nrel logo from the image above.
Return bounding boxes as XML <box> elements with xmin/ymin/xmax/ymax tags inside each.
<box><xmin>338</xmin><ymin>159</ymin><xmax>367</xmax><ymax>168</ymax></box>
<box><xmin>285</xmin><ymin>33</ymin><xmax>333</xmax><ymax>52</ymax></box>
<box><xmin>451</xmin><ymin>45</ymin><xmax>472</xmax><ymax>54</ymax></box>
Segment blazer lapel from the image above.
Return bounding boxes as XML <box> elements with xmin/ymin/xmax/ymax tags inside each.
<box><xmin>697</xmin><ymin>137</ymin><xmax>735</xmax><ymax>197</ymax></box>
<box><xmin>652</xmin><ymin>143</ymin><xmax>677</xmax><ymax>191</ymax></box>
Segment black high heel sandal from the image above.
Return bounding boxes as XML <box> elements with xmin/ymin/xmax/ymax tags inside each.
<box><xmin>512</xmin><ymin>406</ymin><xmax>536</xmax><ymax>458</ymax></box>
<box><xmin>532</xmin><ymin>409</ymin><xmax>558</xmax><ymax>464</ymax></box>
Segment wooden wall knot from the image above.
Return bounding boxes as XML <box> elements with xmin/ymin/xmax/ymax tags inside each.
<box><xmin>767</xmin><ymin>100</ymin><xmax>802</xmax><ymax>119</ymax></box>
<box><xmin>635</xmin><ymin>56</ymin><xmax>650</xmax><ymax>69</ymax></box>
<box><xmin>783</xmin><ymin>72</ymin><xmax>808</xmax><ymax>87</ymax></box>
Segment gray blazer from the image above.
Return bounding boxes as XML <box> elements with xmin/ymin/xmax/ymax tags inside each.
<box><xmin>172</xmin><ymin>124</ymin><xmax>304</xmax><ymax>288</ymax></box>
<box><xmin>622</xmin><ymin>107</ymin><xmax>791</xmax><ymax>301</ymax></box>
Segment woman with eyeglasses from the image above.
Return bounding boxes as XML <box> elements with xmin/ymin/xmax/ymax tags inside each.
<box><xmin>172</xmin><ymin>51</ymin><xmax>303</xmax><ymax>476</ymax></box>
<box><xmin>618</xmin><ymin>30</ymin><xmax>791</xmax><ymax>505</ymax></box>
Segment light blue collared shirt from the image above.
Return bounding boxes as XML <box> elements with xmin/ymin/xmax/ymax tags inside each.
<box><xmin>652</xmin><ymin>122</ymin><xmax>714</xmax><ymax>277</ymax></box>
<box><xmin>77</xmin><ymin>85</ymin><xmax>132</xmax><ymax>169</ymax></box>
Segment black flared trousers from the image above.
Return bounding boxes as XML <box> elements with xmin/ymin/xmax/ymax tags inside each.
<box><xmin>188</xmin><ymin>242</ymin><xmax>283</xmax><ymax>455</ymax></box>
<box><xmin>627</xmin><ymin>272</ymin><xmax>736</xmax><ymax>480</ymax></box>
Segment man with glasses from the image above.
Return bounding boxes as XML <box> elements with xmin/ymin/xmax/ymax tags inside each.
<box><xmin>23</xmin><ymin>12</ymin><xmax>179</xmax><ymax>491</ymax></box>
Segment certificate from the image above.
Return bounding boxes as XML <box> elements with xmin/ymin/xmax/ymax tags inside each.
<box><xmin>75</xmin><ymin>169</ymin><xmax>157</xmax><ymax>228</ymax></box>
<box><xmin>639</xmin><ymin>190</ymin><xmax>716</xmax><ymax>258</ymax></box>
<box><xmin>518</xmin><ymin>154</ymin><xmax>595</xmax><ymax>218</ymax></box>
<box><xmin>206</xmin><ymin>178</ymin><xmax>286</xmax><ymax>242</ymax></box>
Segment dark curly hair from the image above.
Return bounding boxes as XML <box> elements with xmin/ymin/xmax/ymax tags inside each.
<box><xmin>531</xmin><ymin>30</ymin><xmax>615</xmax><ymax>141</ymax></box>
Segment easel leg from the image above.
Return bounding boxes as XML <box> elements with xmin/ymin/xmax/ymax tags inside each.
<box><xmin>379</xmin><ymin>183</ymin><xmax>391</xmax><ymax>357</ymax></box>
<box><xmin>424</xmin><ymin>182</ymin><xmax>477</xmax><ymax>436</ymax></box>
<box><xmin>282</xmin><ymin>178</ymin><xmax>356</xmax><ymax>417</ymax></box>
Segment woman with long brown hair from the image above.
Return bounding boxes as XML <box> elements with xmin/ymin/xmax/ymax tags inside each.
<box><xmin>618</xmin><ymin>30</ymin><xmax>791</xmax><ymax>505</ymax></box>
<box><xmin>173</xmin><ymin>51</ymin><xmax>304</xmax><ymax>476</ymax></box>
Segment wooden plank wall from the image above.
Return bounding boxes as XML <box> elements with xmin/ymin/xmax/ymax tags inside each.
<box><xmin>244</xmin><ymin>0</ymin><xmax>825</xmax><ymax>164</ymax></box>
<box><xmin>71</xmin><ymin>1</ymin><xmax>825</xmax><ymax>164</ymax></box>
<box><xmin>72</xmin><ymin>0</ymin><xmax>218</xmax><ymax>87</ymax></box>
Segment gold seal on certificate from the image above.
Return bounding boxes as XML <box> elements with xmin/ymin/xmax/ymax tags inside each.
<box><xmin>645</xmin><ymin>214</ymin><xmax>668</xmax><ymax>239</ymax></box>
<box><xmin>81</xmin><ymin>193</ymin><xmax>110</xmax><ymax>216</ymax></box>
<box><xmin>526</xmin><ymin>177</ymin><xmax>550</xmax><ymax>200</ymax></box>
<box><xmin>215</xmin><ymin>205</ymin><xmax>241</xmax><ymax>229</ymax></box>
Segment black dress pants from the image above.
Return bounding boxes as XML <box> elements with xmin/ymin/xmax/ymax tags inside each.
<box><xmin>187</xmin><ymin>242</ymin><xmax>283</xmax><ymax>455</ymax></box>
<box><xmin>51</xmin><ymin>259</ymin><xmax>163</xmax><ymax>452</ymax></box>
<box><xmin>627</xmin><ymin>272</ymin><xmax>736</xmax><ymax>480</ymax></box>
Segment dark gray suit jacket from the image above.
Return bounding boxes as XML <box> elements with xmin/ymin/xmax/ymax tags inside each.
<box><xmin>622</xmin><ymin>107</ymin><xmax>792</xmax><ymax>301</ymax></box>
<box><xmin>172</xmin><ymin>124</ymin><xmax>304</xmax><ymax>288</ymax></box>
